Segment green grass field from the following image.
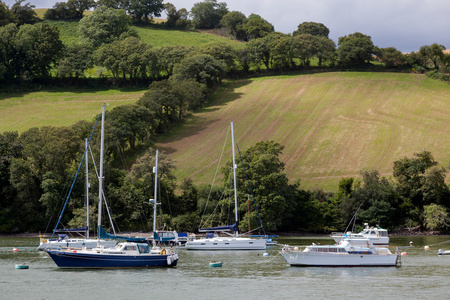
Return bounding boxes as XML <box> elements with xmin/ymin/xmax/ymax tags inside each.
<box><xmin>37</xmin><ymin>9</ymin><xmax>241</xmax><ymax>48</ymax></box>
<box><xmin>156</xmin><ymin>72</ymin><xmax>450</xmax><ymax>191</ymax></box>
<box><xmin>0</xmin><ymin>87</ymin><xmax>145</xmax><ymax>133</ymax></box>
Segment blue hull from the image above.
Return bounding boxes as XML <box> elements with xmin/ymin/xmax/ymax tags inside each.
<box><xmin>47</xmin><ymin>250</ymin><xmax>178</xmax><ymax>269</ymax></box>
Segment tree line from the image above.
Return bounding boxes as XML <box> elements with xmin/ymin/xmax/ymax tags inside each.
<box><xmin>1</xmin><ymin>0</ymin><xmax>450</xmax><ymax>83</ymax></box>
<box><xmin>1</xmin><ymin>0</ymin><xmax>450</xmax><ymax>234</ymax></box>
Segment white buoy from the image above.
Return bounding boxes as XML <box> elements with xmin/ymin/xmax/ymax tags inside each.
<box><xmin>12</xmin><ymin>248</ymin><xmax>18</xmax><ymax>252</ymax></box>
<box><xmin>263</xmin><ymin>253</ymin><xmax>269</xmax><ymax>256</ymax></box>
<box><xmin>401</xmin><ymin>252</ymin><xmax>407</xmax><ymax>256</ymax></box>
<box><xmin>424</xmin><ymin>245</ymin><xmax>430</xmax><ymax>250</ymax></box>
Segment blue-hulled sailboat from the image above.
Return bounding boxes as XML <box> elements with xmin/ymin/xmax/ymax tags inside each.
<box><xmin>46</xmin><ymin>106</ymin><xmax>178</xmax><ymax>268</ymax></box>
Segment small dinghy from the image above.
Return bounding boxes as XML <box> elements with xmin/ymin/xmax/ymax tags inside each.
<box><xmin>15</xmin><ymin>264</ymin><xmax>29</xmax><ymax>269</ymax></box>
<box><xmin>437</xmin><ymin>249</ymin><xmax>450</xmax><ymax>255</ymax></box>
<box><xmin>209</xmin><ymin>261</ymin><xmax>223</xmax><ymax>267</ymax></box>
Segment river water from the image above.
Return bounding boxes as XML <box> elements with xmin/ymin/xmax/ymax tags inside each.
<box><xmin>1</xmin><ymin>235</ymin><xmax>449</xmax><ymax>300</ymax></box>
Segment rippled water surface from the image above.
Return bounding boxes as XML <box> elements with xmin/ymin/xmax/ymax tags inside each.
<box><xmin>1</xmin><ymin>236</ymin><xmax>450</xmax><ymax>299</ymax></box>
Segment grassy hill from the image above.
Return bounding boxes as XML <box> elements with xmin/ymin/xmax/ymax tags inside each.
<box><xmin>156</xmin><ymin>72</ymin><xmax>450</xmax><ymax>191</ymax></box>
<box><xmin>35</xmin><ymin>9</ymin><xmax>241</xmax><ymax>48</ymax></box>
<box><xmin>0</xmin><ymin>87</ymin><xmax>144</xmax><ymax>133</ymax></box>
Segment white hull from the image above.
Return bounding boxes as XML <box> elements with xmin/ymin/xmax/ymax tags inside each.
<box><xmin>38</xmin><ymin>239</ymin><xmax>116</xmax><ymax>251</ymax></box>
<box><xmin>185</xmin><ymin>237</ymin><xmax>266</xmax><ymax>250</ymax></box>
<box><xmin>281</xmin><ymin>251</ymin><xmax>398</xmax><ymax>267</ymax></box>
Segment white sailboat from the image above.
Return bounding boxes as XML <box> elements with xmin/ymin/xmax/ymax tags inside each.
<box><xmin>38</xmin><ymin>138</ymin><xmax>116</xmax><ymax>251</ymax></box>
<box><xmin>185</xmin><ymin>122</ymin><xmax>266</xmax><ymax>250</ymax></box>
<box><xmin>46</xmin><ymin>106</ymin><xmax>178</xmax><ymax>268</ymax></box>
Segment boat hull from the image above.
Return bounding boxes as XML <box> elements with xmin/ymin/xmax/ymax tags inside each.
<box><xmin>46</xmin><ymin>250</ymin><xmax>178</xmax><ymax>268</ymax></box>
<box><xmin>185</xmin><ymin>237</ymin><xmax>266</xmax><ymax>250</ymax></box>
<box><xmin>281</xmin><ymin>251</ymin><xmax>398</xmax><ymax>267</ymax></box>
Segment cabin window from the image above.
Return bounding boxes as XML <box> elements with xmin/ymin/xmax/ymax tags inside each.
<box><xmin>201</xmin><ymin>243</ymin><xmax>205</xmax><ymax>245</ymax></box>
<box><xmin>213</xmin><ymin>243</ymin><xmax>218</xmax><ymax>245</ymax></box>
<box><xmin>225</xmin><ymin>243</ymin><xmax>229</xmax><ymax>245</ymax></box>
<box><xmin>249</xmin><ymin>242</ymin><xmax>253</xmax><ymax>244</ymax></box>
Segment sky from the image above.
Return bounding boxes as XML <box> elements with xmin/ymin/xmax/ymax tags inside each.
<box><xmin>5</xmin><ymin>0</ymin><xmax>450</xmax><ymax>53</ymax></box>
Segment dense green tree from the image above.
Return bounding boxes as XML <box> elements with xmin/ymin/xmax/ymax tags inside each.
<box><xmin>190</xmin><ymin>0</ymin><xmax>228</xmax><ymax>29</ymax></box>
<box><xmin>107</xmin><ymin>104</ymin><xmax>155</xmax><ymax>153</ymax></box>
<box><xmin>172</xmin><ymin>54</ymin><xmax>225</xmax><ymax>87</ymax></box>
<box><xmin>271</xmin><ymin>35</ymin><xmax>297</xmax><ymax>69</ymax></box>
<box><xmin>78</xmin><ymin>7</ymin><xmax>132</xmax><ymax>48</ymax></box>
<box><xmin>67</xmin><ymin>0</ymin><xmax>96</xmax><ymax>19</ymax></box>
<box><xmin>44</xmin><ymin>2</ymin><xmax>77</xmax><ymax>20</ymax></box>
<box><xmin>93</xmin><ymin>37</ymin><xmax>154</xmax><ymax>80</ymax></box>
<box><xmin>155</xmin><ymin>45</ymin><xmax>195</xmax><ymax>77</ymax></box>
<box><xmin>4</xmin><ymin>23</ymin><xmax>64</xmax><ymax>80</ymax></box>
<box><xmin>348</xmin><ymin>170</ymin><xmax>401</xmax><ymax>230</ymax></box>
<box><xmin>57</xmin><ymin>42</ymin><xmax>94</xmax><ymax>78</ymax></box>
<box><xmin>0</xmin><ymin>131</ymin><xmax>21</xmax><ymax>232</ymax></box>
<box><xmin>393</xmin><ymin>151</ymin><xmax>447</xmax><ymax>219</ymax></box>
<box><xmin>235</xmin><ymin>46</ymin><xmax>251</xmax><ymax>73</ymax></box>
<box><xmin>379</xmin><ymin>47</ymin><xmax>406</xmax><ymax>68</ymax></box>
<box><xmin>222</xmin><ymin>140</ymin><xmax>293</xmax><ymax>231</ymax></box>
<box><xmin>337</xmin><ymin>32</ymin><xmax>377</xmax><ymax>67</ymax></box>
<box><xmin>11</xmin><ymin>0</ymin><xmax>39</xmax><ymax>25</ymax></box>
<box><xmin>423</xmin><ymin>203</ymin><xmax>449</xmax><ymax>230</ymax></box>
<box><xmin>419</xmin><ymin>43</ymin><xmax>446</xmax><ymax>70</ymax></box>
<box><xmin>125</xmin><ymin>150</ymin><xmax>177</xmax><ymax>218</ymax></box>
<box><xmin>126</xmin><ymin>0</ymin><xmax>164</xmax><ymax>23</ymax></box>
<box><xmin>293</xmin><ymin>21</ymin><xmax>330</xmax><ymax>38</ymax></box>
<box><xmin>246</xmin><ymin>34</ymin><xmax>272</xmax><ymax>70</ymax></box>
<box><xmin>220</xmin><ymin>11</ymin><xmax>247</xmax><ymax>40</ymax></box>
<box><xmin>242</xmin><ymin>14</ymin><xmax>274</xmax><ymax>40</ymax></box>
<box><xmin>0</xmin><ymin>1</ymin><xmax>16</xmax><ymax>26</ymax></box>
<box><xmin>200</xmin><ymin>42</ymin><xmax>236</xmax><ymax>72</ymax></box>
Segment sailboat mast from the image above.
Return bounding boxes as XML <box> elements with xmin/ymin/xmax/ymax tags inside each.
<box><xmin>85</xmin><ymin>138</ymin><xmax>89</xmax><ymax>240</ymax></box>
<box><xmin>153</xmin><ymin>150</ymin><xmax>159</xmax><ymax>244</ymax></box>
<box><xmin>231</xmin><ymin>122</ymin><xmax>238</xmax><ymax>238</ymax></box>
<box><xmin>97</xmin><ymin>105</ymin><xmax>105</xmax><ymax>242</ymax></box>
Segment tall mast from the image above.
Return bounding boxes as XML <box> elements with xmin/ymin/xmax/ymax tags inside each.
<box><xmin>97</xmin><ymin>105</ymin><xmax>105</xmax><ymax>243</ymax></box>
<box><xmin>85</xmin><ymin>138</ymin><xmax>89</xmax><ymax>240</ymax></box>
<box><xmin>231</xmin><ymin>122</ymin><xmax>238</xmax><ymax>238</ymax></box>
<box><xmin>152</xmin><ymin>150</ymin><xmax>159</xmax><ymax>246</ymax></box>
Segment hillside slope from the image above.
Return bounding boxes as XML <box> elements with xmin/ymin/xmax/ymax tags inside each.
<box><xmin>157</xmin><ymin>72</ymin><xmax>450</xmax><ymax>191</ymax></box>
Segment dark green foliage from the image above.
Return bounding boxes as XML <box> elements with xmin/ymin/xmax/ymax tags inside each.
<box><xmin>419</xmin><ymin>43</ymin><xmax>446</xmax><ymax>70</ymax></box>
<box><xmin>220</xmin><ymin>11</ymin><xmax>247</xmax><ymax>40</ymax></box>
<box><xmin>58</xmin><ymin>42</ymin><xmax>94</xmax><ymax>78</ymax></box>
<box><xmin>172</xmin><ymin>54</ymin><xmax>225</xmax><ymax>88</ymax></box>
<box><xmin>11</xmin><ymin>0</ymin><xmax>39</xmax><ymax>25</ymax></box>
<box><xmin>107</xmin><ymin>104</ymin><xmax>155</xmax><ymax>154</ymax></box>
<box><xmin>293</xmin><ymin>22</ymin><xmax>330</xmax><ymax>38</ymax></box>
<box><xmin>0</xmin><ymin>1</ymin><xmax>16</xmax><ymax>26</ymax></box>
<box><xmin>45</xmin><ymin>0</ymin><xmax>96</xmax><ymax>20</ymax></box>
<box><xmin>127</xmin><ymin>0</ymin><xmax>164</xmax><ymax>23</ymax></box>
<box><xmin>242</xmin><ymin>14</ymin><xmax>274</xmax><ymax>40</ymax></box>
<box><xmin>190</xmin><ymin>0</ymin><xmax>228</xmax><ymax>29</ymax></box>
<box><xmin>164</xmin><ymin>3</ymin><xmax>190</xmax><ymax>28</ymax></box>
<box><xmin>337</xmin><ymin>32</ymin><xmax>378</xmax><ymax>67</ymax></box>
<box><xmin>93</xmin><ymin>37</ymin><xmax>154</xmax><ymax>80</ymax></box>
<box><xmin>379</xmin><ymin>47</ymin><xmax>407</xmax><ymax>68</ymax></box>
<box><xmin>78</xmin><ymin>7</ymin><xmax>132</xmax><ymax>48</ymax></box>
<box><xmin>0</xmin><ymin>23</ymin><xmax>64</xmax><ymax>80</ymax></box>
<box><xmin>349</xmin><ymin>171</ymin><xmax>401</xmax><ymax>230</ymax></box>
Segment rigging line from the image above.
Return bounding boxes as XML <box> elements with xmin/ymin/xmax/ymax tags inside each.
<box><xmin>235</xmin><ymin>141</ymin><xmax>266</xmax><ymax>236</ymax></box>
<box><xmin>49</xmin><ymin>109</ymin><xmax>102</xmax><ymax>243</ymax></box>
<box><xmin>88</xmin><ymin>143</ymin><xmax>117</xmax><ymax>234</ymax></box>
<box><xmin>199</xmin><ymin>126</ymin><xmax>231</xmax><ymax>229</ymax></box>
